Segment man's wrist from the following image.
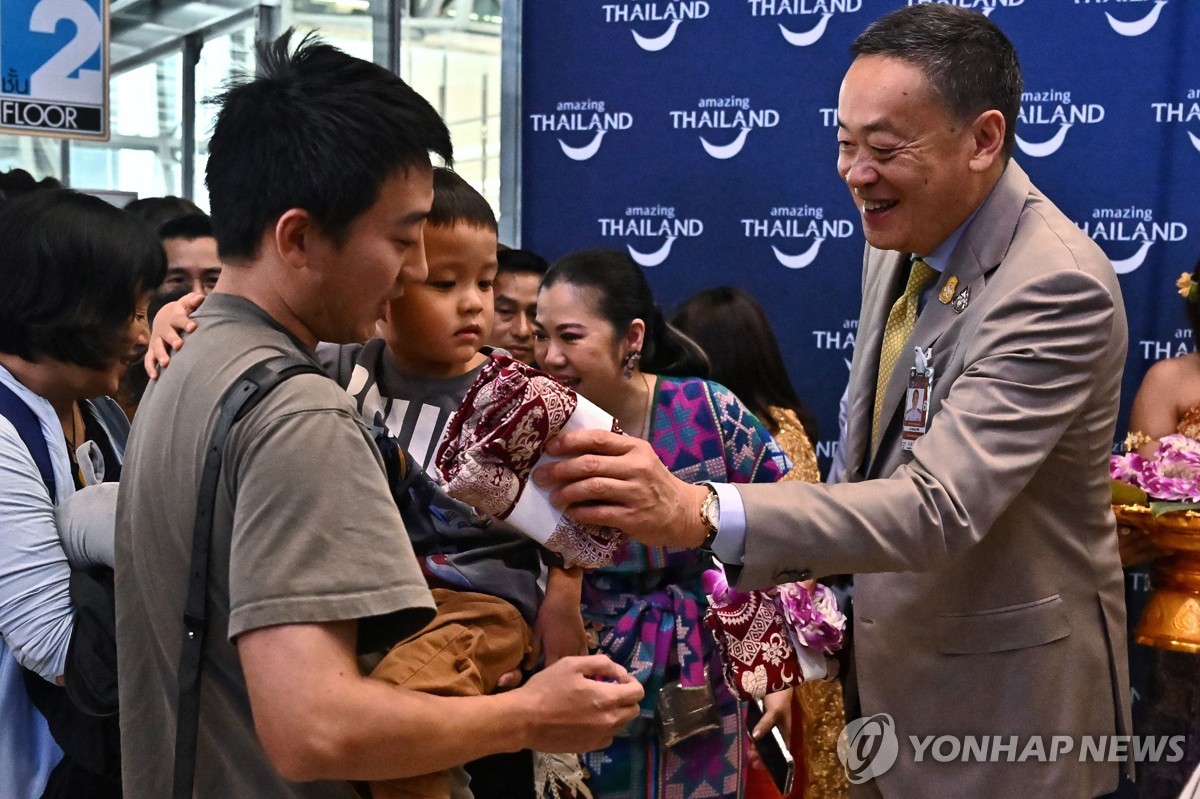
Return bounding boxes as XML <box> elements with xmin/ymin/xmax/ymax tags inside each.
<box><xmin>698</xmin><ymin>484</ymin><xmax>720</xmax><ymax>551</ymax></box>
<box><xmin>683</xmin><ymin>483</ymin><xmax>715</xmax><ymax>549</ymax></box>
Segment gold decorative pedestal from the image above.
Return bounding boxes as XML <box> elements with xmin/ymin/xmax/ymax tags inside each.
<box><xmin>1133</xmin><ymin>511</ymin><xmax>1200</xmax><ymax>653</ymax></box>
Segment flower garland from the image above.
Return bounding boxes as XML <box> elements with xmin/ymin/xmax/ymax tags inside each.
<box><xmin>1111</xmin><ymin>434</ymin><xmax>1200</xmax><ymax>504</ymax></box>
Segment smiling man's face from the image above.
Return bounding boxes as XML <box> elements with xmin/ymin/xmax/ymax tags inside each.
<box><xmin>836</xmin><ymin>55</ymin><xmax>982</xmax><ymax>257</ymax></box>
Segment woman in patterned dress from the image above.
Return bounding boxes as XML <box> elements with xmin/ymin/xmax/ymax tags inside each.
<box><xmin>534</xmin><ymin>249</ymin><xmax>793</xmax><ymax>799</ymax></box>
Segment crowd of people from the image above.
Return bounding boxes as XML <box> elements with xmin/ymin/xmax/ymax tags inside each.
<box><xmin>0</xmin><ymin>4</ymin><xmax>1194</xmax><ymax>799</ymax></box>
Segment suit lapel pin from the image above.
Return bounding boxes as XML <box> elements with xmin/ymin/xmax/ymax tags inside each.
<box><xmin>938</xmin><ymin>276</ymin><xmax>959</xmax><ymax>305</ymax></box>
<box><xmin>952</xmin><ymin>286</ymin><xmax>971</xmax><ymax>314</ymax></box>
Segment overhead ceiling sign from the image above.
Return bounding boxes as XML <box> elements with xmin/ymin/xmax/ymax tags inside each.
<box><xmin>0</xmin><ymin>0</ymin><xmax>109</xmax><ymax>139</ymax></box>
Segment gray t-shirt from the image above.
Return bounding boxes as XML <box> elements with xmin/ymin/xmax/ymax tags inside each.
<box><xmin>115</xmin><ymin>294</ymin><xmax>435</xmax><ymax>799</ymax></box>
<box><xmin>319</xmin><ymin>340</ymin><xmax>480</xmax><ymax>475</ymax></box>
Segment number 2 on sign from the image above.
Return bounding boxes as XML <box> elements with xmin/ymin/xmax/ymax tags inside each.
<box><xmin>29</xmin><ymin>0</ymin><xmax>102</xmax><ymax>104</ymax></box>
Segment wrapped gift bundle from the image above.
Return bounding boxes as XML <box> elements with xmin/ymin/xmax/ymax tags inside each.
<box><xmin>702</xmin><ymin>567</ymin><xmax>845</xmax><ymax>700</ymax></box>
<box><xmin>435</xmin><ymin>355</ymin><xmax>623</xmax><ymax>568</ymax></box>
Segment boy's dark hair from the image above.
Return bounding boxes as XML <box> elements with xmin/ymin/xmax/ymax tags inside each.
<box><xmin>0</xmin><ymin>189</ymin><xmax>167</xmax><ymax>369</ymax></box>
<box><xmin>851</xmin><ymin>4</ymin><xmax>1022</xmax><ymax>158</ymax></box>
<box><xmin>124</xmin><ymin>195</ymin><xmax>202</xmax><ymax>228</ymax></box>
<box><xmin>428</xmin><ymin>167</ymin><xmax>497</xmax><ymax>233</ymax></box>
<box><xmin>157</xmin><ymin>212</ymin><xmax>214</xmax><ymax>242</ymax></box>
<box><xmin>206</xmin><ymin>30</ymin><xmax>453</xmax><ymax>261</ymax></box>
<box><xmin>496</xmin><ymin>248</ymin><xmax>548</xmax><ymax>278</ymax></box>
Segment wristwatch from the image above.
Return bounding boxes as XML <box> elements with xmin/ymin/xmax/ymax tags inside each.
<box><xmin>699</xmin><ymin>484</ymin><xmax>720</xmax><ymax>551</ymax></box>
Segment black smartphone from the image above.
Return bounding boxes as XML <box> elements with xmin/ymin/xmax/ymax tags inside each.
<box><xmin>744</xmin><ymin>697</ymin><xmax>795</xmax><ymax>795</ymax></box>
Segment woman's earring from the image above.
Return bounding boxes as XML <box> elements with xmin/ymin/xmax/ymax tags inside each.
<box><xmin>622</xmin><ymin>350</ymin><xmax>641</xmax><ymax>380</ymax></box>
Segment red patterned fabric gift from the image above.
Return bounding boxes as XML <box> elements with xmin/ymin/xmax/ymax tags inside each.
<box><xmin>435</xmin><ymin>354</ymin><xmax>623</xmax><ymax>567</ymax></box>
<box><xmin>702</xmin><ymin>567</ymin><xmax>844</xmax><ymax>700</ymax></box>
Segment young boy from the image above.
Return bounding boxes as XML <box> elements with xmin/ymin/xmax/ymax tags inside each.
<box><xmin>320</xmin><ymin>168</ymin><xmax>586</xmax><ymax>799</ymax></box>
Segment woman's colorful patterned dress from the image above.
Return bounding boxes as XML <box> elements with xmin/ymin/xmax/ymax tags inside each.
<box><xmin>581</xmin><ymin>377</ymin><xmax>790</xmax><ymax>798</ymax></box>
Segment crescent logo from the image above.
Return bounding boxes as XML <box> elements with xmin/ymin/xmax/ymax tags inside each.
<box><xmin>1189</xmin><ymin>130</ymin><xmax>1200</xmax><ymax>153</ymax></box>
<box><xmin>772</xmin><ymin>238</ymin><xmax>825</xmax><ymax>270</ymax></box>
<box><xmin>779</xmin><ymin>14</ymin><xmax>832</xmax><ymax>47</ymax></box>
<box><xmin>627</xmin><ymin>237</ymin><xmax>677</xmax><ymax>267</ymax></box>
<box><xmin>632</xmin><ymin>19</ymin><xmax>681</xmax><ymax>51</ymax></box>
<box><xmin>1106</xmin><ymin>1</ymin><xmax>1167</xmax><ymax>36</ymax></box>
<box><xmin>1111</xmin><ymin>241</ymin><xmax>1153</xmax><ymax>275</ymax></box>
<box><xmin>700</xmin><ymin>128</ymin><xmax>751</xmax><ymax>159</ymax></box>
<box><xmin>1015</xmin><ymin>123</ymin><xmax>1072</xmax><ymax>158</ymax></box>
<box><xmin>558</xmin><ymin>130</ymin><xmax>607</xmax><ymax>161</ymax></box>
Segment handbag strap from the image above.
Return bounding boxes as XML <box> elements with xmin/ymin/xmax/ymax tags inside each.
<box><xmin>172</xmin><ymin>354</ymin><xmax>324</xmax><ymax>799</ymax></box>
<box><xmin>0</xmin><ymin>380</ymin><xmax>57</xmax><ymax>503</ymax></box>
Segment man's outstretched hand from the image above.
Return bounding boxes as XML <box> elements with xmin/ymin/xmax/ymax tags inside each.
<box><xmin>533</xmin><ymin>429</ymin><xmax>711</xmax><ymax>549</ymax></box>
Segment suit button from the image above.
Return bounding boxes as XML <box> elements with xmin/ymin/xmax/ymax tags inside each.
<box><xmin>799</xmin><ymin>570</ymin><xmax>812</xmax><ymax>580</ymax></box>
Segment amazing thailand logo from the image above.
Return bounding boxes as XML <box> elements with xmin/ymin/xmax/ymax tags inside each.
<box><xmin>529</xmin><ymin>100</ymin><xmax>632</xmax><ymax>161</ymax></box>
<box><xmin>601</xmin><ymin>0</ymin><xmax>710</xmax><ymax>51</ymax></box>
<box><xmin>671</xmin><ymin>96</ymin><xmax>780</xmax><ymax>159</ymax></box>
<box><xmin>743</xmin><ymin>204</ymin><xmax>857</xmax><ymax>269</ymax></box>
<box><xmin>1015</xmin><ymin>88</ymin><xmax>1104</xmax><ymax>159</ymax></box>
<box><xmin>745</xmin><ymin>0</ymin><xmax>863</xmax><ymax>48</ymax></box>
<box><xmin>598</xmin><ymin>205</ymin><xmax>704</xmax><ymax>267</ymax></box>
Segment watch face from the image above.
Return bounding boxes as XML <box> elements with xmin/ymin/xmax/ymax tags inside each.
<box><xmin>703</xmin><ymin>493</ymin><xmax>720</xmax><ymax>531</ymax></box>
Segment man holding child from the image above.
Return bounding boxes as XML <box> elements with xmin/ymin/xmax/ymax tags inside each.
<box><xmin>115</xmin><ymin>31</ymin><xmax>641</xmax><ymax>799</ymax></box>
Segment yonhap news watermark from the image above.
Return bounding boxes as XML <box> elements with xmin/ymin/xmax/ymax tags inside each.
<box><xmin>837</xmin><ymin>713</ymin><xmax>1188</xmax><ymax>784</ymax></box>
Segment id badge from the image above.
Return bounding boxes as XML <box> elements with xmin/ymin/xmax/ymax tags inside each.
<box><xmin>901</xmin><ymin>347</ymin><xmax>934</xmax><ymax>451</ymax></box>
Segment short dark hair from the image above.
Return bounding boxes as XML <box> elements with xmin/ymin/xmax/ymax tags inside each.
<box><xmin>496</xmin><ymin>248</ymin><xmax>548</xmax><ymax>278</ymax></box>
<box><xmin>542</xmin><ymin>249</ymin><xmax>708</xmax><ymax>379</ymax></box>
<box><xmin>0</xmin><ymin>189</ymin><xmax>167</xmax><ymax>368</ymax></box>
<box><xmin>0</xmin><ymin>168</ymin><xmax>61</xmax><ymax>206</ymax></box>
<box><xmin>428</xmin><ymin>167</ymin><xmax>496</xmax><ymax>232</ymax></box>
<box><xmin>671</xmin><ymin>286</ymin><xmax>818</xmax><ymax>442</ymax></box>
<box><xmin>157</xmin><ymin>212</ymin><xmax>214</xmax><ymax>242</ymax></box>
<box><xmin>851</xmin><ymin>4</ymin><xmax>1022</xmax><ymax>158</ymax></box>
<box><xmin>206</xmin><ymin>30</ymin><xmax>453</xmax><ymax>260</ymax></box>
<box><xmin>124</xmin><ymin>195</ymin><xmax>202</xmax><ymax>228</ymax></box>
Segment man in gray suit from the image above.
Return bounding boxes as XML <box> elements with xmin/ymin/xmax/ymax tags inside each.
<box><xmin>536</xmin><ymin>5</ymin><xmax>1130</xmax><ymax>797</ymax></box>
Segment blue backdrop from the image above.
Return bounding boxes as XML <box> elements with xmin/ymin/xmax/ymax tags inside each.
<box><xmin>520</xmin><ymin>2</ymin><xmax>1200</xmax><ymax>787</ymax></box>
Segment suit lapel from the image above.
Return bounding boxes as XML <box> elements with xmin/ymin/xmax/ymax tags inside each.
<box><xmin>844</xmin><ymin>249</ymin><xmax>908</xmax><ymax>479</ymax></box>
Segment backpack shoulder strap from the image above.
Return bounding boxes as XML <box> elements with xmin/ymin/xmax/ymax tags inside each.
<box><xmin>0</xmin><ymin>380</ymin><xmax>57</xmax><ymax>503</ymax></box>
<box><xmin>172</xmin><ymin>354</ymin><xmax>324</xmax><ymax>799</ymax></box>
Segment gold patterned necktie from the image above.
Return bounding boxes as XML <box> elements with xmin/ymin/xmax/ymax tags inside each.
<box><xmin>872</xmin><ymin>257</ymin><xmax>937</xmax><ymax>450</ymax></box>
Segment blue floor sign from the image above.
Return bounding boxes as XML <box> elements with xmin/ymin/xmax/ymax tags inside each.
<box><xmin>0</xmin><ymin>0</ymin><xmax>108</xmax><ymax>138</ymax></box>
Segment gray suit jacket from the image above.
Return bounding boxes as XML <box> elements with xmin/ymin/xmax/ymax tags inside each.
<box><xmin>735</xmin><ymin>162</ymin><xmax>1131</xmax><ymax>798</ymax></box>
